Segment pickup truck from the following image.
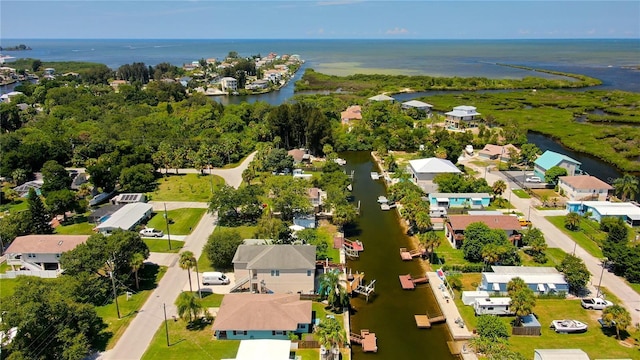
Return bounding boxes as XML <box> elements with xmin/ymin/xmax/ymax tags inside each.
<box><xmin>581</xmin><ymin>297</ymin><xmax>613</xmax><ymax>310</ymax></box>
<box><xmin>139</xmin><ymin>228</ymin><xmax>164</xmax><ymax>238</ymax></box>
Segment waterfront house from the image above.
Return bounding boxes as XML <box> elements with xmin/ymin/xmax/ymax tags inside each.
<box><xmin>478</xmin><ymin>144</ymin><xmax>520</xmax><ymax>162</ymax></box>
<box><xmin>246</xmin><ymin>79</ymin><xmax>269</xmax><ymax>90</ymax></box>
<box><xmin>368</xmin><ymin>94</ymin><xmax>395</xmax><ymax>102</ymax></box>
<box><xmin>110</xmin><ymin>193</ymin><xmax>147</xmax><ymax>205</ymax></box>
<box><xmin>231</xmin><ymin>244</ymin><xmax>316</xmax><ymax>294</ymax></box>
<box><xmin>95</xmin><ymin>202</ymin><xmax>153</xmax><ymax>234</ymax></box>
<box><xmin>340</xmin><ymin>105</ymin><xmax>362</xmax><ymax>125</ymax></box>
<box><xmin>428</xmin><ymin>192</ymin><xmax>491</xmax><ymax>209</ymax></box>
<box><xmin>221</xmin><ymin>77</ymin><xmax>238</xmax><ymax>92</ymax></box>
<box><xmin>558</xmin><ymin>175</ymin><xmax>612</xmax><ymax>201</ymax></box>
<box><xmin>4</xmin><ymin>235</ymin><xmax>89</xmax><ymax>276</ymax></box>
<box><xmin>408</xmin><ymin>157</ymin><xmax>461</xmax><ymax>193</ymax></box>
<box><xmin>401</xmin><ymin>100</ymin><xmax>433</xmax><ymax>114</ymax></box>
<box><xmin>566</xmin><ymin>201</ymin><xmax>640</xmax><ymax>226</ymax></box>
<box><xmin>479</xmin><ymin>266</ymin><xmax>569</xmax><ymax>295</ymax></box>
<box><xmin>0</xmin><ymin>91</ymin><xmax>23</xmax><ymax>103</ymax></box>
<box><xmin>307</xmin><ymin>187</ymin><xmax>326</xmax><ymax>211</ymax></box>
<box><xmin>212</xmin><ymin>293</ymin><xmax>312</xmax><ymax>340</ymax></box>
<box><xmin>445</xmin><ymin>105</ymin><xmax>481</xmax><ymax>130</ymax></box>
<box><xmin>445</xmin><ymin>215</ymin><xmax>522</xmax><ymax>249</ymax></box>
<box><xmin>533</xmin><ymin>150</ymin><xmax>582</xmax><ymax>180</ymax></box>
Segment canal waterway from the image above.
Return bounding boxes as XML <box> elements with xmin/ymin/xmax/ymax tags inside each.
<box><xmin>341</xmin><ymin>151</ymin><xmax>455</xmax><ymax>360</ymax></box>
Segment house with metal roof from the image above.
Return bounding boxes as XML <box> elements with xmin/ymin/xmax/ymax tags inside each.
<box><xmin>533</xmin><ymin>349</ymin><xmax>589</xmax><ymax>360</ymax></box>
<box><xmin>445</xmin><ymin>215</ymin><xmax>522</xmax><ymax>249</ymax></box>
<box><xmin>232</xmin><ymin>244</ymin><xmax>316</xmax><ymax>294</ymax></box>
<box><xmin>428</xmin><ymin>192</ymin><xmax>491</xmax><ymax>209</ymax></box>
<box><xmin>566</xmin><ymin>200</ymin><xmax>640</xmax><ymax>226</ymax></box>
<box><xmin>95</xmin><ymin>202</ymin><xmax>153</xmax><ymax>234</ymax></box>
<box><xmin>558</xmin><ymin>175</ymin><xmax>613</xmax><ymax>201</ymax></box>
<box><xmin>367</xmin><ymin>94</ymin><xmax>395</xmax><ymax>102</ymax></box>
<box><xmin>401</xmin><ymin>100</ymin><xmax>433</xmax><ymax>113</ymax></box>
<box><xmin>212</xmin><ymin>293</ymin><xmax>312</xmax><ymax>340</ymax></box>
<box><xmin>111</xmin><ymin>193</ymin><xmax>147</xmax><ymax>205</ymax></box>
<box><xmin>479</xmin><ymin>266</ymin><xmax>569</xmax><ymax>295</ymax></box>
<box><xmin>533</xmin><ymin>150</ymin><xmax>582</xmax><ymax>180</ymax></box>
<box><xmin>445</xmin><ymin>105</ymin><xmax>481</xmax><ymax>130</ymax></box>
<box><xmin>4</xmin><ymin>235</ymin><xmax>89</xmax><ymax>276</ymax></box>
<box><xmin>408</xmin><ymin>158</ymin><xmax>462</xmax><ymax>193</ymax></box>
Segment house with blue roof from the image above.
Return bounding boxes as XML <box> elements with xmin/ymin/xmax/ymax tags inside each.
<box><xmin>533</xmin><ymin>150</ymin><xmax>582</xmax><ymax>180</ymax></box>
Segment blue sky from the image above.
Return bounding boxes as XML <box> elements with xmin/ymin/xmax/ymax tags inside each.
<box><xmin>2</xmin><ymin>1</ymin><xmax>639</xmax><ymax>39</ymax></box>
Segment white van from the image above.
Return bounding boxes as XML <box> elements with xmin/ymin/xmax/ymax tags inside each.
<box><xmin>202</xmin><ymin>272</ymin><xmax>230</xmax><ymax>285</ymax></box>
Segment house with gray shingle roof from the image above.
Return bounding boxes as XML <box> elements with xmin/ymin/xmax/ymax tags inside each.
<box><xmin>232</xmin><ymin>244</ymin><xmax>316</xmax><ymax>294</ymax></box>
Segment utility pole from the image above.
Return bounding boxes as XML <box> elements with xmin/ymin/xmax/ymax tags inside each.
<box><xmin>108</xmin><ymin>258</ymin><xmax>121</xmax><ymax>319</ymax></box>
<box><xmin>596</xmin><ymin>258</ymin><xmax>607</xmax><ymax>298</ymax></box>
<box><xmin>164</xmin><ymin>203</ymin><xmax>172</xmax><ymax>250</ymax></box>
<box><xmin>163</xmin><ymin>303</ymin><xmax>170</xmax><ymax>346</ymax></box>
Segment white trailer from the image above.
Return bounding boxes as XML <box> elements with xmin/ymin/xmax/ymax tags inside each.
<box><xmin>473</xmin><ymin>297</ymin><xmax>513</xmax><ymax>316</ymax></box>
<box><xmin>461</xmin><ymin>291</ymin><xmax>490</xmax><ymax>305</ymax></box>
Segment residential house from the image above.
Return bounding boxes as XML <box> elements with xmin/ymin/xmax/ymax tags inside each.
<box><xmin>288</xmin><ymin>149</ymin><xmax>307</xmax><ymax>164</ymax></box>
<box><xmin>479</xmin><ymin>266</ymin><xmax>569</xmax><ymax>295</ymax></box>
<box><xmin>179</xmin><ymin>76</ymin><xmax>192</xmax><ymax>87</ymax></box>
<box><xmin>408</xmin><ymin>157</ymin><xmax>461</xmax><ymax>193</ymax></box>
<box><xmin>445</xmin><ymin>215</ymin><xmax>522</xmax><ymax>249</ymax></box>
<box><xmin>111</xmin><ymin>193</ymin><xmax>147</xmax><ymax>205</ymax></box>
<box><xmin>221</xmin><ymin>77</ymin><xmax>238</xmax><ymax>92</ymax></box>
<box><xmin>478</xmin><ymin>144</ymin><xmax>520</xmax><ymax>163</ymax></box>
<box><xmin>533</xmin><ymin>150</ymin><xmax>582</xmax><ymax>180</ymax></box>
<box><xmin>0</xmin><ymin>91</ymin><xmax>23</xmax><ymax>103</ymax></box>
<box><xmin>445</xmin><ymin>105</ymin><xmax>481</xmax><ymax>130</ymax></box>
<box><xmin>232</xmin><ymin>244</ymin><xmax>316</xmax><ymax>294</ymax></box>
<box><xmin>5</xmin><ymin>235</ymin><xmax>89</xmax><ymax>275</ymax></box>
<box><xmin>340</xmin><ymin>105</ymin><xmax>362</xmax><ymax>126</ymax></box>
<box><xmin>109</xmin><ymin>80</ymin><xmax>129</xmax><ymax>91</ymax></box>
<box><xmin>566</xmin><ymin>201</ymin><xmax>640</xmax><ymax>226</ymax></box>
<box><xmin>428</xmin><ymin>193</ymin><xmax>491</xmax><ymax>209</ymax></box>
<box><xmin>307</xmin><ymin>187</ymin><xmax>326</xmax><ymax>212</ymax></box>
<box><xmin>95</xmin><ymin>202</ymin><xmax>153</xmax><ymax>234</ymax></box>
<box><xmin>88</xmin><ymin>204</ymin><xmax>124</xmax><ymax>224</ymax></box>
<box><xmin>43</xmin><ymin>68</ymin><xmax>55</xmax><ymax>76</ymax></box>
<box><xmin>401</xmin><ymin>100</ymin><xmax>433</xmax><ymax>114</ymax></box>
<box><xmin>212</xmin><ymin>293</ymin><xmax>312</xmax><ymax>340</ymax></box>
<box><xmin>246</xmin><ymin>79</ymin><xmax>269</xmax><ymax>90</ymax></box>
<box><xmin>368</xmin><ymin>94</ymin><xmax>395</xmax><ymax>102</ymax></box>
<box><xmin>558</xmin><ymin>175</ymin><xmax>612</xmax><ymax>201</ymax></box>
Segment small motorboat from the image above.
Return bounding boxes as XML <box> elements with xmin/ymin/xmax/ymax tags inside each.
<box><xmin>550</xmin><ymin>319</ymin><xmax>588</xmax><ymax>333</ymax></box>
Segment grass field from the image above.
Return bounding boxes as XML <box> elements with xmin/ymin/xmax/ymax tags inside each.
<box><xmin>0</xmin><ymin>199</ymin><xmax>28</xmax><ymax>213</ymax></box>
<box><xmin>148</xmin><ymin>174</ymin><xmax>225</xmax><ymax>202</ymax></box>
<box><xmin>0</xmin><ymin>278</ymin><xmax>18</xmax><ymax>298</ymax></box>
<box><xmin>54</xmin><ymin>221</ymin><xmax>95</xmax><ymax>235</ymax></box>
<box><xmin>512</xmin><ymin>189</ymin><xmax>531</xmax><ymax>198</ymax></box>
<box><xmin>197</xmin><ymin>226</ymin><xmax>257</xmax><ymax>272</ymax></box>
<box><xmin>146</xmin><ymin>208</ymin><xmax>206</xmax><ymax>235</ymax></box>
<box><xmin>96</xmin><ymin>264</ymin><xmax>167</xmax><ymax>350</ymax></box>
<box><xmin>144</xmin><ymin>239</ymin><xmax>184</xmax><ymax>253</ymax></box>
<box><xmin>546</xmin><ymin>216</ymin><xmax>604</xmax><ymax>258</ymax></box>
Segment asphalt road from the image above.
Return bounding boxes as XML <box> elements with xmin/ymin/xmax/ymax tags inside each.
<box><xmin>97</xmin><ymin>152</ymin><xmax>255</xmax><ymax>359</ymax></box>
<box><xmin>461</xmin><ymin>157</ymin><xmax>640</xmax><ymax>325</ymax></box>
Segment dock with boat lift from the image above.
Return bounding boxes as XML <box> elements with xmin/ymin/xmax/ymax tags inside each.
<box><xmin>350</xmin><ymin>329</ymin><xmax>378</xmax><ymax>352</ymax></box>
<box><xmin>399</xmin><ymin>273</ymin><xmax>429</xmax><ymax>290</ymax></box>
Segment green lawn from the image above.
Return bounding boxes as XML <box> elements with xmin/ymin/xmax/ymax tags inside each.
<box><xmin>146</xmin><ymin>208</ymin><xmax>206</xmax><ymax>235</ymax></box>
<box><xmin>144</xmin><ymin>239</ymin><xmax>184</xmax><ymax>253</ymax></box>
<box><xmin>0</xmin><ymin>278</ymin><xmax>19</xmax><ymax>298</ymax></box>
<box><xmin>96</xmin><ymin>264</ymin><xmax>167</xmax><ymax>350</ymax></box>
<box><xmin>512</xmin><ymin>189</ymin><xmax>531</xmax><ymax>199</ymax></box>
<box><xmin>148</xmin><ymin>174</ymin><xmax>225</xmax><ymax>202</ymax></box>
<box><xmin>546</xmin><ymin>216</ymin><xmax>604</xmax><ymax>258</ymax></box>
<box><xmin>54</xmin><ymin>221</ymin><xmax>96</xmax><ymax>235</ymax></box>
<box><xmin>0</xmin><ymin>199</ymin><xmax>28</xmax><ymax>213</ymax></box>
<box><xmin>519</xmin><ymin>247</ymin><xmax>568</xmax><ymax>267</ymax></box>
<box><xmin>197</xmin><ymin>226</ymin><xmax>257</xmax><ymax>272</ymax></box>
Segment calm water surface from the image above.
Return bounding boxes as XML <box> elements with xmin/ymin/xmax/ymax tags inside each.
<box><xmin>341</xmin><ymin>151</ymin><xmax>455</xmax><ymax>360</ymax></box>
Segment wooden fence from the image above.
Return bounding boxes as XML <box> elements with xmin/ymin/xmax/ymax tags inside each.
<box><xmin>511</xmin><ymin>326</ymin><xmax>541</xmax><ymax>336</ymax></box>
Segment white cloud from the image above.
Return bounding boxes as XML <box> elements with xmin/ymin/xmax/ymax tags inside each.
<box><xmin>386</xmin><ymin>27</ymin><xmax>408</xmax><ymax>35</ymax></box>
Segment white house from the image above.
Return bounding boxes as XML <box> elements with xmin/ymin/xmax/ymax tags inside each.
<box><xmin>445</xmin><ymin>105</ymin><xmax>481</xmax><ymax>130</ymax></box>
<box><xmin>0</xmin><ymin>91</ymin><xmax>23</xmax><ymax>103</ymax></box>
<box><xmin>566</xmin><ymin>201</ymin><xmax>640</xmax><ymax>226</ymax></box>
<box><xmin>558</xmin><ymin>175</ymin><xmax>612</xmax><ymax>201</ymax></box>
<box><xmin>220</xmin><ymin>77</ymin><xmax>238</xmax><ymax>92</ymax></box>
<box><xmin>111</xmin><ymin>193</ymin><xmax>147</xmax><ymax>205</ymax></box>
<box><xmin>479</xmin><ymin>266</ymin><xmax>569</xmax><ymax>295</ymax></box>
<box><xmin>401</xmin><ymin>100</ymin><xmax>433</xmax><ymax>113</ymax></box>
<box><xmin>232</xmin><ymin>244</ymin><xmax>316</xmax><ymax>294</ymax></box>
<box><xmin>408</xmin><ymin>157</ymin><xmax>461</xmax><ymax>193</ymax></box>
<box><xmin>5</xmin><ymin>235</ymin><xmax>89</xmax><ymax>275</ymax></box>
<box><xmin>368</xmin><ymin>94</ymin><xmax>395</xmax><ymax>102</ymax></box>
<box><xmin>95</xmin><ymin>202</ymin><xmax>153</xmax><ymax>234</ymax></box>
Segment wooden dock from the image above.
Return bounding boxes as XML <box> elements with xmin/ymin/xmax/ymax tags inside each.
<box><xmin>399</xmin><ymin>274</ymin><xmax>430</xmax><ymax>290</ymax></box>
<box><xmin>353</xmin><ymin>279</ymin><xmax>376</xmax><ymax>302</ymax></box>
<box><xmin>350</xmin><ymin>330</ymin><xmax>378</xmax><ymax>352</ymax></box>
<box><xmin>414</xmin><ymin>314</ymin><xmax>446</xmax><ymax>329</ymax></box>
<box><xmin>400</xmin><ymin>247</ymin><xmax>426</xmax><ymax>261</ymax></box>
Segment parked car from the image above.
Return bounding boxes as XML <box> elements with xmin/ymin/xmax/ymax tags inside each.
<box><xmin>518</xmin><ymin>217</ymin><xmax>532</xmax><ymax>227</ymax></box>
<box><xmin>202</xmin><ymin>272</ymin><xmax>230</xmax><ymax>285</ymax></box>
<box><xmin>581</xmin><ymin>297</ymin><xmax>613</xmax><ymax>310</ymax></box>
<box><xmin>139</xmin><ymin>228</ymin><xmax>164</xmax><ymax>237</ymax></box>
<box><xmin>525</xmin><ymin>176</ymin><xmax>542</xmax><ymax>183</ymax></box>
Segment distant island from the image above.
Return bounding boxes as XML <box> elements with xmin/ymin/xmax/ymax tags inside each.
<box><xmin>0</xmin><ymin>44</ymin><xmax>31</xmax><ymax>51</ymax></box>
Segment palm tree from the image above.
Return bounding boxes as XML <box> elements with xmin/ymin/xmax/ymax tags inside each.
<box><xmin>613</xmin><ymin>174</ymin><xmax>639</xmax><ymax>201</ymax></box>
<box><xmin>507</xmin><ymin>277</ymin><xmax>527</xmax><ymax>296</ymax></box>
<box><xmin>318</xmin><ymin>270</ymin><xmax>349</xmax><ymax>312</ymax></box>
<box><xmin>419</xmin><ymin>231</ymin><xmax>441</xmax><ymax>263</ymax></box>
<box><xmin>314</xmin><ymin>317</ymin><xmax>346</xmax><ymax>360</ymax></box>
<box><xmin>482</xmin><ymin>244</ymin><xmax>501</xmax><ymax>268</ymax></box>
<box><xmin>492</xmin><ymin>180</ymin><xmax>507</xmax><ymax>199</ymax></box>
<box><xmin>510</xmin><ymin>287</ymin><xmax>536</xmax><ymax>326</ymax></box>
<box><xmin>414</xmin><ymin>211</ymin><xmax>432</xmax><ymax>233</ymax></box>
<box><xmin>179</xmin><ymin>251</ymin><xmax>196</xmax><ymax>294</ymax></box>
<box><xmin>130</xmin><ymin>253</ymin><xmax>145</xmax><ymax>290</ymax></box>
<box><xmin>564</xmin><ymin>212</ymin><xmax>581</xmax><ymax>231</ymax></box>
<box><xmin>176</xmin><ymin>291</ymin><xmax>204</xmax><ymax>323</ymax></box>
<box><xmin>602</xmin><ymin>305</ymin><xmax>631</xmax><ymax>339</ymax></box>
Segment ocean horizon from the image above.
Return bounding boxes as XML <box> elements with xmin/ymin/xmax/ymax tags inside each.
<box><xmin>1</xmin><ymin>38</ymin><xmax>639</xmax><ymax>91</ymax></box>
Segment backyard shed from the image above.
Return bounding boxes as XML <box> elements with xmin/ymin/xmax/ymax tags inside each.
<box><xmin>513</xmin><ymin>314</ymin><xmax>541</xmax><ymax>336</ymax></box>
<box><xmin>461</xmin><ymin>291</ymin><xmax>490</xmax><ymax>305</ymax></box>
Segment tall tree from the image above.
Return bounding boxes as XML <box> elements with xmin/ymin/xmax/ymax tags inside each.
<box><xmin>508</xmin><ymin>279</ymin><xmax>536</xmax><ymax>326</ymax></box>
<box><xmin>179</xmin><ymin>251</ymin><xmax>196</xmax><ymax>294</ymax></box>
<box><xmin>314</xmin><ymin>317</ymin><xmax>346</xmax><ymax>359</ymax></box>
<box><xmin>45</xmin><ymin>189</ymin><xmax>79</xmax><ymax>222</ymax></box>
<box><xmin>613</xmin><ymin>174</ymin><xmax>639</xmax><ymax>201</ymax></box>
<box><xmin>41</xmin><ymin>160</ymin><xmax>72</xmax><ymax>195</ymax></box>
<box><xmin>544</xmin><ymin>165</ymin><xmax>568</xmax><ymax>184</ymax></box>
<box><xmin>175</xmin><ymin>291</ymin><xmax>204</xmax><ymax>323</ymax></box>
<box><xmin>27</xmin><ymin>187</ymin><xmax>52</xmax><ymax>234</ymax></box>
<box><xmin>564</xmin><ymin>212</ymin><xmax>581</xmax><ymax>231</ymax></box>
<box><xmin>602</xmin><ymin>305</ymin><xmax>631</xmax><ymax>340</ymax></box>
<box><xmin>130</xmin><ymin>252</ymin><xmax>145</xmax><ymax>290</ymax></box>
<box><xmin>203</xmin><ymin>228</ymin><xmax>244</xmax><ymax>269</ymax></box>
<box><xmin>419</xmin><ymin>231</ymin><xmax>441</xmax><ymax>263</ymax></box>
<box><xmin>492</xmin><ymin>180</ymin><xmax>507</xmax><ymax>198</ymax></box>
<box><xmin>318</xmin><ymin>270</ymin><xmax>349</xmax><ymax>312</ymax></box>
<box><xmin>557</xmin><ymin>254</ymin><xmax>590</xmax><ymax>294</ymax></box>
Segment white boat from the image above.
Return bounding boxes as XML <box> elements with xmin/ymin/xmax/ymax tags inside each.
<box><xmin>377</xmin><ymin>196</ymin><xmax>388</xmax><ymax>204</ymax></box>
<box><xmin>550</xmin><ymin>319</ymin><xmax>588</xmax><ymax>333</ymax></box>
<box><xmin>334</xmin><ymin>158</ymin><xmax>347</xmax><ymax>166</ymax></box>
<box><xmin>371</xmin><ymin>172</ymin><xmax>380</xmax><ymax>180</ymax></box>
<box><xmin>380</xmin><ymin>202</ymin><xmax>396</xmax><ymax>211</ymax></box>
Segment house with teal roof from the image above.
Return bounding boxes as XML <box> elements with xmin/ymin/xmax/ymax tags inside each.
<box><xmin>533</xmin><ymin>150</ymin><xmax>582</xmax><ymax>180</ymax></box>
